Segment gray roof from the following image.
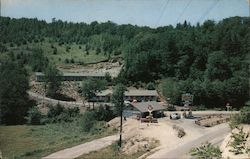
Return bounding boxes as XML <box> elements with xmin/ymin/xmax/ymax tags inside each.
<box><xmin>125</xmin><ymin>90</ymin><xmax>158</xmax><ymax>96</ymax></box>
<box><xmin>96</xmin><ymin>89</ymin><xmax>113</xmax><ymax>96</ymax></box>
<box><xmin>96</xmin><ymin>89</ymin><xmax>158</xmax><ymax>97</ymax></box>
<box><xmin>131</xmin><ymin>101</ymin><xmax>165</xmax><ymax>113</ymax></box>
<box><xmin>35</xmin><ymin>72</ymin><xmax>105</xmax><ymax>77</ymax></box>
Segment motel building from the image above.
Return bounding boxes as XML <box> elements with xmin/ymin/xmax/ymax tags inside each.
<box><xmin>95</xmin><ymin>89</ymin><xmax>159</xmax><ymax>102</ymax></box>
<box><xmin>123</xmin><ymin>101</ymin><xmax>166</xmax><ymax>119</ymax></box>
<box><xmin>35</xmin><ymin>72</ymin><xmax>106</xmax><ymax>82</ymax></box>
<box><xmin>95</xmin><ymin>89</ymin><xmax>165</xmax><ymax>119</ymax></box>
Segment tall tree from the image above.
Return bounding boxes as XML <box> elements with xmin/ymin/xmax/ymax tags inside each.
<box><xmin>44</xmin><ymin>64</ymin><xmax>62</xmax><ymax>98</ymax></box>
<box><xmin>0</xmin><ymin>61</ymin><xmax>32</xmax><ymax>124</ymax></box>
<box><xmin>111</xmin><ymin>83</ymin><xmax>126</xmax><ymax>147</ymax></box>
<box><xmin>81</xmin><ymin>78</ymin><xmax>107</xmax><ymax>108</ymax></box>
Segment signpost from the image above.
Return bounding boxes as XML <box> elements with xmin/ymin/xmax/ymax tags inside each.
<box><xmin>182</xmin><ymin>93</ymin><xmax>194</xmax><ymax>118</ymax></box>
<box><xmin>147</xmin><ymin>104</ymin><xmax>153</xmax><ymax>123</ymax></box>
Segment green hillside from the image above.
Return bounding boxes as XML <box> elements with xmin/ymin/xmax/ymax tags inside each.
<box><xmin>0</xmin><ymin>16</ymin><xmax>249</xmax><ymax>108</ymax></box>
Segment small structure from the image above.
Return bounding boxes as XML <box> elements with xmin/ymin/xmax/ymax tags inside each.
<box><xmin>123</xmin><ymin>101</ymin><xmax>165</xmax><ymax>118</ymax></box>
<box><xmin>95</xmin><ymin>89</ymin><xmax>159</xmax><ymax>102</ymax></box>
<box><xmin>35</xmin><ymin>72</ymin><xmax>105</xmax><ymax>82</ymax></box>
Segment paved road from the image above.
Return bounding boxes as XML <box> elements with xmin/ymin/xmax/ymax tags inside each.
<box><xmin>42</xmin><ymin>135</ymin><xmax>119</xmax><ymax>159</ymax></box>
<box><xmin>147</xmin><ymin>123</ymin><xmax>230</xmax><ymax>159</ymax></box>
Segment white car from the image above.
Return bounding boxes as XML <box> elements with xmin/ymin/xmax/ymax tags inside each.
<box><xmin>170</xmin><ymin>113</ymin><xmax>181</xmax><ymax>120</ymax></box>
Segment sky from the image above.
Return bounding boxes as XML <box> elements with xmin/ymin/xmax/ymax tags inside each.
<box><xmin>1</xmin><ymin>0</ymin><xmax>249</xmax><ymax>28</ymax></box>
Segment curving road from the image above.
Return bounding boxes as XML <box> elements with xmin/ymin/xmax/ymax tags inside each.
<box><xmin>42</xmin><ymin>135</ymin><xmax>119</xmax><ymax>159</ymax></box>
<box><xmin>147</xmin><ymin>123</ymin><xmax>230</xmax><ymax>159</ymax></box>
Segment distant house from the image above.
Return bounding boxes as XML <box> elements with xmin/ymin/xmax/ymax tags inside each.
<box><xmin>123</xmin><ymin>101</ymin><xmax>165</xmax><ymax>118</ymax></box>
<box><xmin>35</xmin><ymin>72</ymin><xmax>105</xmax><ymax>82</ymax></box>
<box><xmin>95</xmin><ymin>89</ymin><xmax>159</xmax><ymax>102</ymax></box>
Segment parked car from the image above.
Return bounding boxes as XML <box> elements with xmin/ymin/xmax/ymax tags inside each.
<box><xmin>170</xmin><ymin>113</ymin><xmax>181</xmax><ymax>120</ymax></box>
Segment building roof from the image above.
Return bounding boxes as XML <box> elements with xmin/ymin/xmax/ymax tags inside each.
<box><xmin>96</xmin><ymin>89</ymin><xmax>158</xmax><ymax>97</ymax></box>
<box><xmin>96</xmin><ymin>89</ymin><xmax>113</xmax><ymax>96</ymax></box>
<box><xmin>125</xmin><ymin>90</ymin><xmax>158</xmax><ymax>96</ymax></box>
<box><xmin>131</xmin><ymin>101</ymin><xmax>165</xmax><ymax>113</ymax></box>
<box><xmin>35</xmin><ymin>72</ymin><xmax>105</xmax><ymax>77</ymax></box>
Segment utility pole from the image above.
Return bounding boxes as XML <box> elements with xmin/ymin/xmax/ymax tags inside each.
<box><xmin>119</xmin><ymin>101</ymin><xmax>123</xmax><ymax>147</ymax></box>
<box><xmin>248</xmin><ymin>0</ymin><xmax>250</xmax><ymax>17</ymax></box>
<box><xmin>0</xmin><ymin>0</ymin><xmax>2</xmax><ymax>17</ymax></box>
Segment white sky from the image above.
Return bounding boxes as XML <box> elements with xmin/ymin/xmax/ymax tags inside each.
<box><xmin>1</xmin><ymin>0</ymin><xmax>249</xmax><ymax>27</ymax></box>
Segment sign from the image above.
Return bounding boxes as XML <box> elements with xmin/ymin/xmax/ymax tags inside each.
<box><xmin>182</xmin><ymin>93</ymin><xmax>193</xmax><ymax>102</ymax></box>
<box><xmin>148</xmin><ymin>104</ymin><xmax>153</xmax><ymax>111</ymax></box>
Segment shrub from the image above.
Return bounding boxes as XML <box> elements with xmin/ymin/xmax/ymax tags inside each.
<box><xmin>166</xmin><ymin>104</ymin><xmax>176</xmax><ymax>111</ymax></box>
<box><xmin>230</xmin><ymin>106</ymin><xmax>250</xmax><ymax>128</ymax></box>
<box><xmin>53</xmin><ymin>48</ymin><xmax>57</xmax><ymax>55</ymax></box>
<box><xmin>177</xmin><ymin>128</ymin><xmax>186</xmax><ymax>138</ymax></box>
<box><xmin>229</xmin><ymin>127</ymin><xmax>249</xmax><ymax>155</ymax></box>
<box><xmin>146</xmin><ymin>82</ymin><xmax>155</xmax><ymax>90</ymax></box>
<box><xmin>79</xmin><ymin>111</ymin><xmax>96</xmax><ymax>132</ymax></box>
<box><xmin>26</xmin><ymin>106</ymin><xmax>43</xmax><ymax>125</ymax></box>
<box><xmin>93</xmin><ymin>105</ymin><xmax>115</xmax><ymax>121</ymax></box>
<box><xmin>47</xmin><ymin>104</ymin><xmax>64</xmax><ymax>118</ymax></box>
<box><xmin>45</xmin><ymin>104</ymin><xmax>80</xmax><ymax>123</ymax></box>
<box><xmin>190</xmin><ymin>142</ymin><xmax>222</xmax><ymax>159</ymax></box>
<box><xmin>64</xmin><ymin>58</ymin><xmax>70</xmax><ymax>64</ymax></box>
<box><xmin>172</xmin><ymin>125</ymin><xmax>186</xmax><ymax>138</ymax></box>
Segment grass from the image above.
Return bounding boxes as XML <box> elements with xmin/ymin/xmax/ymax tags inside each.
<box><xmin>4</xmin><ymin>39</ymin><xmax>109</xmax><ymax>66</ymax></box>
<box><xmin>77</xmin><ymin>139</ymin><xmax>159</xmax><ymax>159</ymax></box>
<box><xmin>77</xmin><ymin>143</ymin><xmax>149</xmax><ymax>159</ymax></box>
<box><xmin>0</xmin><ymin>121</ymin><xmax>116</xmax><ymax>159</ymax></box>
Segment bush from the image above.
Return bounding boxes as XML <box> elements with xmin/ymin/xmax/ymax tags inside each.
<box><xmin>166</xmin><ymin>104</ymin><xmax>176</xmax><ymax>111</ymax></box>
<box><xmin>190</xmin><ymin>142</ymin><xmax>222</xmax><ymax>159</ymax></box>
<box><xmin>229</xmin><ymin>127</ymin><xmax>249</xmax><ymax>155</ymax></box>
<box><xmin>93</xmin><ymin>105</ymin><xmax>115</xmax><ymax>121</ymax></box>
<box><xmin>146</xmin><ymin>82</ymin><xmax>155</xmax><ymax>90</ymax></box>
<box><xmin>79</xmin><ymin>111</ymin><xmax>96</xmax><ymax>132</ymax></box>
<box><xmin>64</xmin><ymin>58</ymin><xmax>69</xmax><ymax>64</ymax></box>
<box><xmin>26</xmin><ymin>106</ymin><xmax>43</xmax><ymax>125</ymax></box>
<box><xmin>230</xmin><ymin>106</ymin><xmax>250</xmax><ymax>128</ymax></box>
<box><xmin>45</xmin><ymin>104</ymin><xmax>80</xmax><ymax>123</ymax></box>
<box><xmin>193</xmin><ymin>105</ymin><xmax>207</xmax><ymax>111</ymax></box>
<box><xmin>172</xmin><ymin>125</ymin><xmax>186</xmax><ymax>138</ymax></box>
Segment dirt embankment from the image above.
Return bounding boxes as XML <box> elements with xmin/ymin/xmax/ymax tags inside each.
<box><xmin>30</xmin><ymin>80</ymin><xmax>82</xmax><ymax>102</ymax></box>
<box><xmin>220</xmin><ymin>124</ymin><xmax>250</xmax><ymax>159</ymax></box>
<box><xmin>107</xmin><ymin>117</ymin><xmax>205</xmax><ymax>155</ymax></box>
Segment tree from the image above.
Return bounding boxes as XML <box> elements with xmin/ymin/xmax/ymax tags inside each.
<box><xmin>80</xmin><ymin>111</ymin><xmax>96</xmax><ymax>132</ymax></box>
<box><xmin>204</xmin><ymin>51</ymin><xmax>231</xmax><ymax>81</ymax></box>
<box><xmin>111</xmin><ymin>83</ymin><xmax>126</xmax><ymax>147</ymax></box>
<box><xmin>81</xmin><ymin>78</ymin><xmax>107</xmax><ymax>109</ymax></box>
<box><xmin>0</xmin><ymin>61</ymin><xmax>33</xmax><ymax>124</ymax></box>
<box><xmin>44</xmin><ymin>64</ymin><xmax>62</xmax><ymax>98</ymax></box>
<box><xmin>161</xmin><ymin>78</ymin><xmax>181</xmax><ymax>105</ymax></box>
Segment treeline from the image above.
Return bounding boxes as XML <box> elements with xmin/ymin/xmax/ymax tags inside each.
<box><xmin>0</xmin><ymin>17</ymin><xmax>148</xmax><ymax>56</ymax></box>
<box><xmin>0</xmin><ymin>16</ymin><xmax>249</xmax><ymax>108</ymax></box>
<box><xmin>122</xmin><ymin>18</ymin><xmax>249</xmax><ymax>108</ymax></box>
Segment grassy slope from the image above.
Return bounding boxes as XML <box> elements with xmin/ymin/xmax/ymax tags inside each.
<box><xmin>77</xmin><ymin>140</ymin><xmax>159</xmax><ymax>159</ymax></box>
<box><xmin>0</xmin><ymin>122</ymin><xmax>116</xmax><ymax>159</ymax></box>
<box><xmin>5</xmin><ymin>39</ymin><xmax>108</xmax><ymax>66</ymax></box>
<box><xmin>77</xmin><ymin>145</ymin><xmax>143</xmax><ymax>159</ymax></box>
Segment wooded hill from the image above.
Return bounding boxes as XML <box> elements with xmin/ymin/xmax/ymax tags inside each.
<box><xmin>0</xmin><ymin>16</ymin><xmax>249</xmax><ymax>108</ymax></box>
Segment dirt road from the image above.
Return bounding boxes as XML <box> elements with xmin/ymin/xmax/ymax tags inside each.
<box><xmin>147</xmin><ymin>123</ymin><xmax>230</xmax><ymax>158</ymax></box>
<box><xmin>42</xmin><ymin>135</ymin><xmax>119</xmax><ymax>159</ymax></box>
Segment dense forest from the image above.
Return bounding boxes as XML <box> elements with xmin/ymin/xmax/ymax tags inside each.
<box><xmin>0</xmin><ymin>16</ymin><xmax>249</xmax><ymax>108</ymax></box>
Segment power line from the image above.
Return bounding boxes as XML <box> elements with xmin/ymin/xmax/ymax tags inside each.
<box><xmin>198</xmin><ymin>0</ymin><xmax>220</xmax><ymax>23</ymax></box>
<box><xmin>175</xmin><ymin>0</ymin><xmax>192</xmax><ymax>25</ymax></box>
<box><xmin>155</xmin><ymin>0</ymin><xmax>170</xmax><ymax>27</ymax></box>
